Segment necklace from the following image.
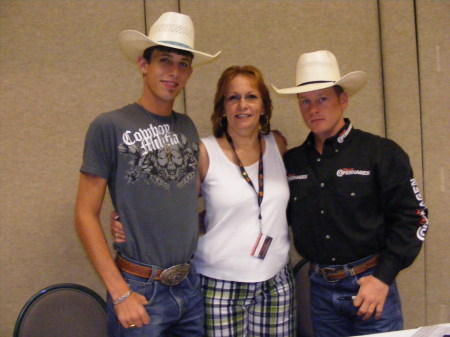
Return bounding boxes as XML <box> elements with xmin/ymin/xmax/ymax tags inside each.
<box><xmin>162</xmin><ymin>114</ymin><xmax>174</xmax><ymax>158</ymax></box>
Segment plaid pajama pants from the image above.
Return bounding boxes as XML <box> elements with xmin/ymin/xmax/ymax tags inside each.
<box><xmin>200</xmin><ymin>265</ymin><xmax>295</xmax><ymax>337</ymax></box>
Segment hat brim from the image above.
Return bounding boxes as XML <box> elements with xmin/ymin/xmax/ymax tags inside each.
<box><xmin>119</xmin><ymin>30</ymin><xmax>221</xmax><ymax>67</ymax></box>
<box><xmin>272</xmin><ymin>71</ymin><xmax>367</xmax><ymax>96</ymax></box>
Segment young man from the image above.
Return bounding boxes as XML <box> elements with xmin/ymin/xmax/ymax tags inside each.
<box><xmin>75</xmin><ymin>12</ymin><xmax>219</xmax><ymax>336</ymax></box>
<box><xmin>273</xmin><ymin>50</ymin><xmax>429</xmax><ymax>336</ymax></box>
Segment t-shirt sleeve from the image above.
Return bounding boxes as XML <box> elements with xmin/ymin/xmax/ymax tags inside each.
<box><xmin>80</xmin><ymin>113</ymin><xmax>116</xmax><ymax>179</ymax></box>
<box><xmin>185</xmin><ymin>114</ymin><xmax>200</xmax><ymax>142</ymax></box>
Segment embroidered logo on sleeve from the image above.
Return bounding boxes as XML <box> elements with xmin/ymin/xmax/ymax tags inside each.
<box><xmin>410</xmin><ymin>178</ymin><xmax>429</xmax><ymax>241</ymax></box>
<box><xmin>336</xmin><ymin>168</ymin><xmax>371</xmax><ymax>177</ymax></box>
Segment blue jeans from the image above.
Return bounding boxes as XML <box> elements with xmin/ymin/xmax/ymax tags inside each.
<box><xmin>310</xmin><ymin>256</ymin><xmax>403</xmax><ymax>337</ymax></box>
<box><xmin>107</xmin><ymin>270</ymin><xmax>204</xmax><ymax>337</ymax></box>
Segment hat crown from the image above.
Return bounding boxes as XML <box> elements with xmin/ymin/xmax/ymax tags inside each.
<box><xmin>296</xmin><ymin>50</ymin><xmax>341</xmax><ymax>86</ymax></box>
<box><xmin>148</xmin><ymin>12</ymin><xmax>195</xmax><ymax>49</ymax></box>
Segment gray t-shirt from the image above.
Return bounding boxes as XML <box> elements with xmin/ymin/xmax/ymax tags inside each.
<box><xmin>81</xmin><ymin>103</ymin><xmax>199</xmax><ymax>268</ymax></box>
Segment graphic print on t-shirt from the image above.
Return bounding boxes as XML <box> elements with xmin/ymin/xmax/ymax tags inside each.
<box><xmin>119</xmin><ymin>122</ymin><xmax>198</xmax><ymax>189</ymax></box>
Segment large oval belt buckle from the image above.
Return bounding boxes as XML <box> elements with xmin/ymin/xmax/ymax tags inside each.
<box><xmin>159</xmin><ymin>264</ymin><xmax>190</xmax><ymax>286</ymax></box>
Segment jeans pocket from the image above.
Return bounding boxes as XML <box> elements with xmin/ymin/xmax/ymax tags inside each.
<box><xmin>124</xmin><ymin>275</ymin><xmax>157</xmax><ymax>307</ymax></box>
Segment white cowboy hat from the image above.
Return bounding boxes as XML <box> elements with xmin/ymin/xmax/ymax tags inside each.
<box><xmin>119</xmin><ymin>12</ymin><xmax>221</xmax><ymax>67</ymax></box>
<box><xmin>272</xmin><ymin>50</ymin><xmax>367</xmax><ymax>96</ymax></box>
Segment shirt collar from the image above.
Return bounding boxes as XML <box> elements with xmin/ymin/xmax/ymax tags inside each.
<box><xmin>305</xmin><ymin>119</ymin><xmax>354</xmax><ymax>154</ymax></box>
<box><xmin>332</xmin><ymin>119</ymin><xmax>353</xmax><ymax>145</ymax></box>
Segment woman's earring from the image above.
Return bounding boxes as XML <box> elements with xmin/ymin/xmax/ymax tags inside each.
<box><xmin>220</xmin><ymin>115</ymin><xmax>227</xmax><ymax>128</ymax></box>
<box><xmin>260</xmin><ymin>114</ymin><xmax>270</xmax><ymax>133</ymax></box>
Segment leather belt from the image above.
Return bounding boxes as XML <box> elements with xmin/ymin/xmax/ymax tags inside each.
<box><xmin>116</xmin><ymin>255</ymin><xmax>191</xmax><ymax>286</ymax></box>
<box><xmin>311</xmin><ymin>255</ymin><xmax>380</xmax><ymax>282</ymax></box>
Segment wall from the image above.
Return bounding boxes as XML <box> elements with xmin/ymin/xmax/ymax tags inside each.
<box><xmin>1</xmin><ymin>1</ymin><xmax>448</xmax><ymax>335</ymax></box>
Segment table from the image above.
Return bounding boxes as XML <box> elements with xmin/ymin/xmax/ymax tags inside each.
<box><xmin>356</xmin><ymin>323</ymin><xmax>450</xmax><ymax>337</ymax></box>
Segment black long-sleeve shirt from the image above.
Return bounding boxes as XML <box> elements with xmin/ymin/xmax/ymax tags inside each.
<box><xmin>285</xmin><ymin>120</ymin><xmax>429</xmax><ymax>284</ymax></box>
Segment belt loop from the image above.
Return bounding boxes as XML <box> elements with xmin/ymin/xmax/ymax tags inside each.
<box><xmin>313</xmin><ymin>264</ymin><xmax>319</xmax><ymax>273</ymax></box>
<box><xmin>149</xmin><ymin>266</ymin><xmax>157</xmax><ymax>283</ymax></box>
<box><xmin>343</xmin><ymin>265</ymin><xmax>350</xmax><ymax>276</ymax></box>
<box><xmin>343</xmin><ymin>265</ymin><xmax>356</xmax><ymax>277</ymax></box>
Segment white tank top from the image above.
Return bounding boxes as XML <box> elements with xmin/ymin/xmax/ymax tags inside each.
<box><xmin>193</xmin><ymin>132</ymin><xmax>290</xmax><ymax>282</ymax></box>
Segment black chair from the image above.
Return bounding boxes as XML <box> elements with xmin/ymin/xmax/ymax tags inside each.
<box><xmin>14</xmin><ymin>283</ymin><xmax>108</xmax><ymax>337</ymax></box>
<box><xmin>293</xmin><ymin>258</ymin><xmax>314</xmax><ymax>337</ymax></box>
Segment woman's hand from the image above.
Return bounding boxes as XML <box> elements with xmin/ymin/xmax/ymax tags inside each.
<box><xmin>110</xmin><ymin>211</ymin><xmax>126</xmax><ymax>243</ymax></box>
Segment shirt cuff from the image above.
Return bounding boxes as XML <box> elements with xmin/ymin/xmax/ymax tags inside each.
<box><xmin>373</xmin><ymin>256</ymin><xmax>401</xmax><ymax>285</ymax></box>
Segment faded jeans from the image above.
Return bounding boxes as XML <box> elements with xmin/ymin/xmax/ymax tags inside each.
<box><xmin>310</xmin><ymin>255</ymin><xmax>403</xmax><ymax>337</ymax></box>
<box><xmin>107</xmin><ymin>270</ymin><xmax>204</xmax><ymax>337</ymax></box>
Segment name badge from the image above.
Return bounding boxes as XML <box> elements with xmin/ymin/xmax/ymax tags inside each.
<box><xmin>250</xmin><ymin>233</ymin><xmax>273</xmax><ymax>260</ymax></box>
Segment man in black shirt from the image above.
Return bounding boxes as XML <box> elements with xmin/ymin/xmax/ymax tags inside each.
<box><xmin>272</xmin><ymin>50</ymin><xmax>429</xmax><ymax>336</ymax></box>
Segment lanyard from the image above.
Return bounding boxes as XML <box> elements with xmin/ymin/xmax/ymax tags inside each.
<box><xmin>225</xmin><ymin>132</ymin><xmax>264</xmax><ymax>229</ymax></box>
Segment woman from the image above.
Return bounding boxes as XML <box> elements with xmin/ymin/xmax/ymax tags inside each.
<box><xmin>113</xmin><ymin>66</ymin><xmax>295</xmax><ymax>336</ymax></box>
<box><xmin>196</xmin><ymin>65</ymin><xmax>294</xmax><ymax>336</ymax></box>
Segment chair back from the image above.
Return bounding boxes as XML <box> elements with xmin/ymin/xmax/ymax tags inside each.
<box><xmin>14</xmin><ymin>283</ymin><xmax>108</xmax><ymax>337</ymax></box>
<box><xmin>294</xmin><ymin>258</ymin><xmax>314</xmax><ymax>337</ymax></box>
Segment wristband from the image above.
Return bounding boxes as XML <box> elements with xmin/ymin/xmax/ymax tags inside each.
<box><xmin>113</xmin><ymin>289</ymin><xmax>132</xmax><ymax>305</ymax></box>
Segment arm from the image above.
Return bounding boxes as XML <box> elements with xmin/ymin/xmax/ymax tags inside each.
<box><xmin>198</xmin><ymin>141</ymin><xmax>210</xmax><ymax>183</ymax></box>
<box><xmin>354</xmin><ymin>142</ymin><xmax>428</xmax><ymax>320</ymax></box>
<box><xmin>198</xmin><ymin>141</ymin><xmax>210</xmax><ymax>234</ymax></box>
<box><xmin>75</xmin><ymin>172</ymin><xmax>149</xmax><ymax>328</ymax></box>
<box><xmin>375</xmin><ymin>144</ymin><xmax>428</xmax><ymax>283</ymax></box>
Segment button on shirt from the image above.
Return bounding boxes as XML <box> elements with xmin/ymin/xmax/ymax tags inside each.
<box><xmin>285</xmin><ymin>120</ymin><xmax>429</xmax><ymax>284</ymax></box>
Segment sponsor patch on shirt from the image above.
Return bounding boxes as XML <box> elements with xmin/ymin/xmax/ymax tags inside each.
<box><xmin>287</xmin><ymin>174</ymin><xmax>308</xmax><ymax>181</ymax></box>
<box><xmin>336</xmin><ymin>168</ymin><xmax>371</xmax><ymax>177</ymax></box>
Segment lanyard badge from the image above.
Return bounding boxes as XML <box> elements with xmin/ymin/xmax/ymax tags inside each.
<box><xmin>226</xmin><ymin>132</ymin><xmax>273</xmax><ymax>260</ymax></box>
<box><xmin>250</xmin><ymin>232</ymin><xmax>273</xmax><ymax>259</ymax></box>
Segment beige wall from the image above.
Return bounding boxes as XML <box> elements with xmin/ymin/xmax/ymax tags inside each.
<box><xmin>416</xmin><ymin>0</ymin><xmax>450</xmax><ymax>325</ymax></box>
<box><xmin>1</xmin><ymin>0</ymin><xmax>448</xmax><ymax>335</ymax></box>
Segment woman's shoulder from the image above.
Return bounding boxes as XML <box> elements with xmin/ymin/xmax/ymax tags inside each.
<box><xmin>200</xmin><ymin>134</ymin><xmax>215</xmax><ymax>142</ymax></box>
<box><xmin>268</xmin><ymin>130</ymin><xmax>287</xmax><ymax>155</ymax></box>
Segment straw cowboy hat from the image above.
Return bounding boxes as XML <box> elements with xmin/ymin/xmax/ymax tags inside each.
<box><xmin>272</xmin><ymin>50</ymin><xmax>367</xmax><ymax>95</ymax></box>
<box><xmin>119</xmin><ymin>12</ymin><xmax>221</xmax><ymax>67</ymax></box>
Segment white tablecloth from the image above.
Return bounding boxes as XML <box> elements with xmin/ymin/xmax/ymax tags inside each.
<box><xmin>355</xmin><ymin>323</ymin><xmax>450</xmax><ymax>337</ymax></box>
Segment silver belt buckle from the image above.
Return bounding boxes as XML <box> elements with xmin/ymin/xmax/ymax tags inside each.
<box><xmin>320</xmin><ymin>267</ymin><xmax>339</xmax><ymax>282</ymax></box>
<box><xmin>159</xmin><ymin>264</ymin><xmax>190</xmax><ymax>286</ymax></box>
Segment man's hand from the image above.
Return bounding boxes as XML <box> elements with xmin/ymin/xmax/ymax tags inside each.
<box><xmin>115</xmin><ymin>292</ymin><xmax>150</xmax><ymax>328</ymax></box>
<box><xmin>107</xmin><ymin>213</ymin><xmax>148</xmax><ymax>327</ymax></box>
<box><xmin>110</xmin><ymin>211</ymin><xmax>126</xmax><ymax>243</ymax></box>
<box><xmin>353</xmin><ymin>275</ymin><xmax>389</xmax><ymax>320</ymax></box>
